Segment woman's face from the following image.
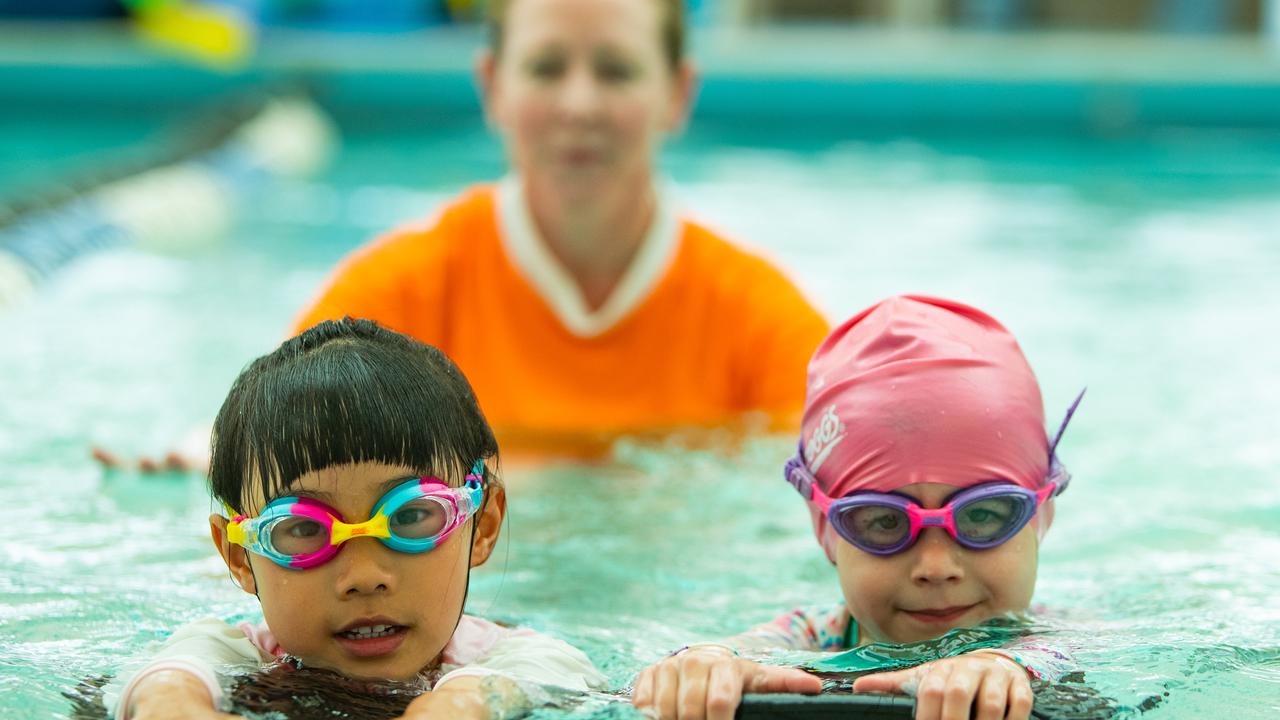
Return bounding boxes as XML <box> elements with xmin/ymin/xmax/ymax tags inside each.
<box><xmin>211</xmin><ymin>461</ymin><xmax>505</xmax><ymax>680</ymax></box>
<box><xmin>481</xmin><ymin>0</ymin><xmax>694</xmax><ymax>201</ymax></box>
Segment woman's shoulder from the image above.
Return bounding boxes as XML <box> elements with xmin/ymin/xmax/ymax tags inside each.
<box><xmin>385</xmin><ymin>183</ymin><xmax>499</xmax><ymax>238</ymax></box>
<box><xmin>673</xmin><ymin>217</ymin><xmax>826</xmax><ymax>330</ymax></box>
<box><xmin>338</xmin><ymin>184</ymin><xmax>502</xmax><ymax>271</ymax></box>
<box><xmin>677</xmin><ymin>218</ymin><xmax>805</xmax><ymax>288</ymax></box>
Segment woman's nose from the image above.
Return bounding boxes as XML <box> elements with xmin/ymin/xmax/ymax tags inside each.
<box><xmin>908</xmin><ymin>528</ymin><xmax>966</xmax><ymax>585</ymax></box>
<box><xmin>332</xmin><ymin>538</ymin><xmax>396</xmax><ymax>596</ymax></box>
<box><xmin>557</xmin><ymin>64</ymin><xmax>603</xmax><ymax>119</ymax></box>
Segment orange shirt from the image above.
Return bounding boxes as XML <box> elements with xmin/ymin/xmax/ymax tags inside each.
<box><xmin>293</xmin><ymin>182</ymin><xmax>829</xmax><ymax>454</ymax></box>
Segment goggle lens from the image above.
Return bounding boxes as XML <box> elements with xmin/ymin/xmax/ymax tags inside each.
<box><xmin>386</xmin><ymin>497</ymin><xmax>452</xmax><ymax>540</ymax></box>
<box><xmin>839</xmin><ymin>505</ymin><xmax>911</xmax><ymax>551</ymax></box>
<box><xmin>268</xmin><ymin>516</ymin><xmax>329</xmax><ymax>556</ymax></box>
<box><xmin>953</xmin><ymin>496</ymin><xmax>1027</xmax><ymax>544</ymax></box>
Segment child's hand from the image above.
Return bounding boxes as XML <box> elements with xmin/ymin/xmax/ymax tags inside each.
<box><xmin>92</xmin><ymin>422</ymin><xmax>212</xmax><ymax>474</ymax></box>
<box><xmin>128</xmin><ymin>670</ymin><xmax>239</xmax><ymax>720</ymax></box>
<box><xmin>631</xmin><ymin>647</ymin><xmax>822</xmax><ymax>720</ymax></box>
<box><xmin>852</xmin><ymin>651</ymin><xmax>1034</xmax><ymax>720</ymax></box>
<box><xmin>92</xmin><ymin>445</ymin><xmax>204</xmax><ymax>474</ymax></box>
<box><xmin>397</xmin><ymin>674</ymin><xmax>525</xmax><ymax>720</ymax></box>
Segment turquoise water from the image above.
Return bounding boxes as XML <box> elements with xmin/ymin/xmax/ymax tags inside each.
<box><xmin>2</xmin><ymin>115</ymin><xmax>1280</xmax><ymax>718</ymax></box>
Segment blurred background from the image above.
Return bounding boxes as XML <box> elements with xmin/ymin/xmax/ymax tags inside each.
<box><xmin>2</xmin><ymin>0</ymin><xmax>1278</xmax><ymax>30</ymax></box>
<box><xmin>2</xmin><ymin>2</ymin><xmax>1279</xmax><ymax>719</ymax></box>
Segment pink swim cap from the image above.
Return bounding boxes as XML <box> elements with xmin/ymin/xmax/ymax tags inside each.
<box><xmin>798</xmin><ymin>295</ymin><xmax>1063</xmax><ymax>563</ymax></box>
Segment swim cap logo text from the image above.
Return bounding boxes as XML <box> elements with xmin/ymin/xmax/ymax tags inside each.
<box><xmin>807</xmin><ymin>404</ymin><xmax>846</xmax><ymax>473</ymax></box>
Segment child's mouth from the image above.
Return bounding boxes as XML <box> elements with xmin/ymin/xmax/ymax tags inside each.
<box><xmin>902</xmin><ymin>605</ymin><xmax>976</xmax><ymax>624</ymax></box>
<box><xmin>334</xmin><ymin>624</ymin><xmax>409</xmax><ymax>657</ymax></box>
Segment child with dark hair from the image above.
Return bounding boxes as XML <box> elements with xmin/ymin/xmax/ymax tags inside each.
<box><xmin>107</xmin><ymin>318</ymin><xmax>604</xmax><ymax>720</ymax></box>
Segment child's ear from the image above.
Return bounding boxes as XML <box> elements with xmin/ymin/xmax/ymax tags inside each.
<box><xmin>469</xmin><ymin>483</ymin><xmax>506</xmax><ymax>568</ymax></box>
<box><xmin>209</xmin><ymin>514</ymin><xmax>257</xmax><ymax>595</ymax></box>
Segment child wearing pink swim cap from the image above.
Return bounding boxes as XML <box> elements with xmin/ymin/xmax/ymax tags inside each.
<box><xmin>633</xmin><ymin>295</ymin><xmax>1082</xmax><ymax>720</ymax></box>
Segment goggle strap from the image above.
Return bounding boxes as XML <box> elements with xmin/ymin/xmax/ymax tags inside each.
<box><xmin>784</xmin><ymin>442</ymin><xmax>815</xmax><ymax>501</ymax></box>
<box><xmin>1035</xmin><ymin>482</ymin><xmax>1057</xmax><ymax>503</ymax></box>
<box><xmin>786</xmin><ymin>469</ymin><xmax>812</xmax><ymax>502</ymax></box>
<box><xmin>1048</xmin><ymin>387</ymin><xmax>1086</xmax><ymax>462</ymax></box>
<box><xmin>465</xmin><ymin>476</ymin><xmax>484</xmax><ymax>510</ymax></box>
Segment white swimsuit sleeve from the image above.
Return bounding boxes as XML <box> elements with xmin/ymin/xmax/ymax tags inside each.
<box><xmin>104</xmin><ymin>617</ymin><xmax>266</xmax><ymax>720</ymax></box>
<box><xmin>436</xmin><ymin>631</ymin><xmax>607</xmax><ymax>692</ymax></box>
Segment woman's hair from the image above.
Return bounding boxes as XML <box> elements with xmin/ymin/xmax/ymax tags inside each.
<box><xmin>486</xmin><ymin>0</ymin><xmax>685</xmax><ymax>70</ymax></box>
<box><xmin>210</xmin><ymin>318</ymin><xmax>498</xmax><ymax>514</ymax></box>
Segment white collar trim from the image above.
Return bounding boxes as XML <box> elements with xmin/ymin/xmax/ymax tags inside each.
<box><xmin>497</xmin><ymin>175</ymin><xmax>681</xmax><ymax>338</ymax></box>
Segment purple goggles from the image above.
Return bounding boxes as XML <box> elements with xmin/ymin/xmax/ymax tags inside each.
<box><xmin>785</xmin><ymin>389</ymin><xmax>1083</xmax><ymax>556</ymax></box>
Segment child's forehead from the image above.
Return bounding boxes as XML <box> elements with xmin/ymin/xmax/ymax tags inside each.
<box><xmin>293</xmin><ymin>461</ymin><xmax>416</xmax><ymax>490</ymax></box>
<box><xmin>244</xmin><ymin>461</ymin><xmax>421</xmax><ymax>510</ymax></box>
<box><xmin>866</xmin><ymin>482</ymin><xmax>968</xmax><ymax>506</ymax></box>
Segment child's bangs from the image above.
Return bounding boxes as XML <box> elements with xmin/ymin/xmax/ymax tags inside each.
<box><xmin>212</xmin><ymin>333</ymin><xmax>495</xmax><ymax>513</ymax></box>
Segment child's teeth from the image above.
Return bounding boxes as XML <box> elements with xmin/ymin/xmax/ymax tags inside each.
<box><xmin>346</xmin><ymin>624</ymin><xmax>396</xmax><ymax>638</ymax></box>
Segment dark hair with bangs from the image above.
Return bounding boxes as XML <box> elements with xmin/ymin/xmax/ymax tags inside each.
<box><xmin>210</xmin><ymin>318</ymin><xmax>498</xmax><ymax>514</ymax></box>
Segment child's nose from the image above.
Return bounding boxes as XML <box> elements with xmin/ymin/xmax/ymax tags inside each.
<box><xmin>332</xmin><ymin>538</ymin><xmax>397</xmax><ymax>596</ymax></box>
<box><xmin>909</xmin><ymin>528</ymin><xmax>965</xmax><ymax>584</ymax></box>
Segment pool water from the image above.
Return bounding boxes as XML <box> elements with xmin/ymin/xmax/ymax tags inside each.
<box><xmin>2</xmin><ymin>114</ymin><xmax>1279</xmax><ymax>718</ymax></box>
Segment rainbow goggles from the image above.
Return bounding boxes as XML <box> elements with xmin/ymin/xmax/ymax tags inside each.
<box><xmin>786</xmin><ymin>390</ymin><xmax>1084</xmax><ymax>557</ymax></box>
<box><xmin>225</xmin><ymin>460</ymin><xmax>485</xmax><ymax>570</ymax></box>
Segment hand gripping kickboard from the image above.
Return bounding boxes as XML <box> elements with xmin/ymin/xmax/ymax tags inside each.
<box><xmin>736</xmin><ymin>693</ymin><xmax>916</xmax><ymax>719</ymax></box>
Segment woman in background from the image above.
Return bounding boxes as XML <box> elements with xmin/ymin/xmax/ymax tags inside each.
<box><xmin>100</xmin><ymin>0</ymin><xmax>828</xmax><ymax>466</ymax></box>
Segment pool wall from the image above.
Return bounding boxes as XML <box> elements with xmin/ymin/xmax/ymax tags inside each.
<box><xmin>3</xmin><ymin>22</ymin><xmax>1280</xmax><ymax>130</ymax></box>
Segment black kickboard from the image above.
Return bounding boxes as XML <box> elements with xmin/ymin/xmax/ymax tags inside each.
<box><xmin>736</xmin><ymin>693</ymin><xmax>915</xmax><ymax>719</ymax></box>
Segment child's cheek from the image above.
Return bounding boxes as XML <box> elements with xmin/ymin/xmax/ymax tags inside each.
<box><xmin>254</xmin><ymin>567</ymin><xmax>325</xmax><ymax>652</ymax></box>
<box><xmin>990</xmin><ymin>528</ymin><xmax>1040</xmax><ymax>611</ymax></box>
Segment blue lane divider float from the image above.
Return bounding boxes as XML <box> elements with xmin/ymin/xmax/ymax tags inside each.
<box><xmin>0</xmin><ymin>95</ymin><xmax>336</xmax><ymax>309</ymax></box>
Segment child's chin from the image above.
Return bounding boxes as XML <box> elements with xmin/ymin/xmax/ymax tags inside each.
<box><xmin>888</xmin><ymin>628</ymin><xmax>946</xmax><ymax>645</ymax></box>
<box><xmin>300</xmin><ymin>648</ymin><xmax>415</xmax><ymax>682</ymax></box>
<box><xmin>890</xmin><ymin>615</ymin><xmax>975</xmax><ymax>643</ymax></box>
<box><xmin>330</xmin><ymin>660</ymin><xmax>422</xmax><ymax>684</ymax></box>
